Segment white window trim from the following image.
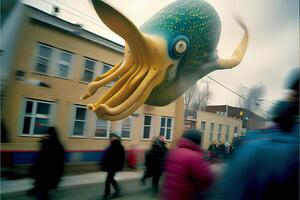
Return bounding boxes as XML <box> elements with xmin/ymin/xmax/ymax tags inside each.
<box><xmin>19</xmin><ymin>98</ymin><xmax>54</xmax><ymax>137</ymax></box>
<box><xmin>70</xmin><ymin>105</ymin><xmax>88</xmax><ymax>137</ymax></box>
<box><xmin>81</xmin><ymin>58</ymin><xmax>99</xmax><ymax>84</ymax></box>
<box><xmin>94</xmin><ymin>119</ymin><xmax>111</xmax><ymax>139</ymax></box>
<box><xmin>53</xmin><ymin>50</ymin><xmax>73</xmax><ymax>79</ymax></box>
<box><xmin>33</xmin><ymin>43</ymin><xmax>53</xmax><ymax>76</ymax></box>
<box><xmin>141</xmin><ymin>114</ymin><xmax>153</xmax><ymax>140</ymax></box>
<box><xmin>121</xmin><ymin>117</ymin><xmax>132</xmax><ymax>140</ymax></box>
<box><xmin>209</xmin><ymin>122</ymin><xmax>215</xmax><ymax>142</ymax></box>
<box><xmin>102</xmin><ymin>63</ymin><xmax>114</xmax><ymax>87</ymax></box>
<box><xmin>234</xmin><ymin>126</ymin><xmax>238</xmax><ymax>134</ymax></box>
<box><xmin>33</xmin><ymin>43</ymin><xmax>74</xmax><ymax>79</ymax></box>
<box><xmin>225</xmin><ymin>125</ymin><xmax>230</xmax><ymax>142</ymax></box>
<box><xmin>160</xmin><ymin>116</ymin><xmax>174</xmax><ymax>141</ymax></box>
<box><xmin>200</xmin><ymin>121</ymin><xmax>206</xmax><ymax>132</ymax></box>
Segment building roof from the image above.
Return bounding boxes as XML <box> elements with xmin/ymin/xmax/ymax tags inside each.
<box><xmin>25</xmin><ymin>4</ymin><xmax>125</xmax><ymax>53</ymax></box>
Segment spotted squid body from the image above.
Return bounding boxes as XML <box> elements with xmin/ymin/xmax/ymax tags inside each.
<box><xmin>82</xmin><ymin>0</ymin><xmax>248</xmax><ymax>121</ymax></box>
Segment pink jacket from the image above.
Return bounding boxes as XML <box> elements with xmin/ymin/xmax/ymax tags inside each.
<box><xmin>162</xmin><ymin>138</ymin><xmax>214</xmax><ymax>200</ymax></box>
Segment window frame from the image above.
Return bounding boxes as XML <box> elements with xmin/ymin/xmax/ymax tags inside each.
<box><xmin>94</xmin><ymin>118</ymin><xmax>111</xmax><ymax>139</ymax></box>
<box><xmin>102</xmin><ymin>63</ymin><xmax>114</xmax><ymax>87</ymax></box>
<box><xmin>209</xmin><ymin>122</ymin><xmax>214</xmax><ymax>142</ymax></box>
<box><xmin>71</xmin><ymin>105</ymin><xmax>88</xmax><ymax>137</ymax></box>
<box><xmin>142</xmin><ymin>115</ymin><xmax>153</xmax><ymax>140</ymax></box>
<box><xmin>217</xmin><ymin>124</ymin><xmax>222</xmax><ymax>142</ymax></box>
<box><xmin>225</xmin><ymin>125</ymin><xmax>230</xmax><ymax>142</ymax></box>
<box><xmin>33</xmin><ymin>43</ymin><xmax>74</xmax><ymax>79</ymax></box>
<box><xmin>82</xmin><ymin>57</ymin><xmax>97</xmax><ymax>83</ymax></box>
<box><xmin>34</xmin><ymin>43</ymin><xmax>53</xmax><ymax>75</ymax></box>
<box><xmin>54</xmin><ymin>50</ymin><xmax>73</xmax><ymax>79</ymax></box>
<box><xmin>159</xmin><ymin>116</ymin><xmax>174</xmax><ymax>141</ymax></box>
<box><xmin>19</xmin><ymin>98</ymin><xmax>54</xmax><ymax>137</ymax></box>
<box><xmin>200</xmin><ymin>121</ymin><xmax>206</xmax><ymax>132</ymax></box>
<box><xmin>121</xmin><ymin>117</ymin><xmax>132</xmax><ymax>139</ymax></box>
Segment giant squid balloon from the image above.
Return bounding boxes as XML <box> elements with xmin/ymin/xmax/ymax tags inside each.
<box><xmin>82</xmin><ymin>0</ymin><xmax>248</xmax><ymax>121</ymax></box>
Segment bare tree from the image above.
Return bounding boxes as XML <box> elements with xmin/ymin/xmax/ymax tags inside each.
<box><xmin>191</xmin><ymin>81</ymin><xmax>213</xmax><ymax>111</ymax></box>
<box><xmin>236</xmin><ymin>85</ymin><xmax>248</xmax><ymax>108</ymax></box>
<box><xmin>184</xmin><ymin>84</ymin><xmax>197</xmax><ymax>110</ymax></box>
<box><xmin>237</xmin><ymin>84</ymin><xmax>266</xmax><ymax>112</ymax></box>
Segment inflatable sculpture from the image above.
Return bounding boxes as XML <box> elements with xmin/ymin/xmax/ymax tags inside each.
<box><xmin>82</xmin><ymin>0</ymin><xmax>248</xmax><ymax>121</ymax></box>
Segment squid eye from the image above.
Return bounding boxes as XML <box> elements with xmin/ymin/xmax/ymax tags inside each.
<box><xmin>174</xmin><ymin>40</ymin><xmax>187</xmax><ymax>55</ymax></box>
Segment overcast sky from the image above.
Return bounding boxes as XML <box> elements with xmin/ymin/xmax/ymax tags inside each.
<box><xmin>23</xmin><ymin>0</ymin><xmax>299</xmax><ymax>117</ymax></box>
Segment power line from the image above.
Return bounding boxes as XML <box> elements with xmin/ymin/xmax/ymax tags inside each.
<box><xmin>30</xmin><ymin>0</ymin><xmax>270</xmax><ymax>116</ymax></box>
<box><xmin>206</xmin><ymin>75</ymin><xmax>270</xmax><ymax>116</ymax></box>
<box><xmin>40</xmin><ymin>0</ymin><xmax>111</xmax><ymax>31</ymax></box>
<box><xmin>55</xmin><ymin>0</ymin><xmax>101</xmax><ymax>23</ymax></box>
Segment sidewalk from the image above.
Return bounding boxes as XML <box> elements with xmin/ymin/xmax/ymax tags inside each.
<box><xmin>1</xmin><ymin>170</ymin><xmax>143</xmax><ymax>194</ymax></box>
<box><xmin>1</xmin><ymin>163</ymin><xmax>224</xmax><ymax>195</ymax></box>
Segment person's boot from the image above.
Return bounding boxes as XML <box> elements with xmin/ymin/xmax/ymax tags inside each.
<box><xmin>152</xmin><ymin>184</ymin><xmax>159</xmax><ymax>197</ymax></box>
<box><xmin>102</xmin><ymin>194</ymin><xmax>110</xmax><ymax>200</ymax></box>
<box><xmin>140</xmin><ymin>177</ymin><xmax>146</xmax><ymax>186</ymax></box>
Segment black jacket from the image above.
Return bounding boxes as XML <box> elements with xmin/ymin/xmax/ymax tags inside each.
<box><xmin>32</xmin><ymin>136</ymin><xmax>65</xmax><ymax>189</ymax></box>
<box><xmin>101</xmin><ymin>140</ymin><xmax>125</xmax><ymax>172</ymax></box>
<box><xmin>145</xmin><ymin>141</ymin><xmax>168</xmax><ymax>176</ymax></box>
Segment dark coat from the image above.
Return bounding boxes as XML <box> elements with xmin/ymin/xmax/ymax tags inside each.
<box><xmin>101</xmin><ymin>140</ymin><xmax>125</xmax><ymax>172</ymax></box>
<box><xmin>162</xmin><ymin>138</ymin><xmax>214</xmax><ymax>200</ymax></box>
<box><xmin>32</xmin><ymin>135</ymin><xmax>65</xmax><ymax>189</ymax></box>
<box><xmin>145</xmin><ymin>140</ymin><xmax>168</xmax><ymax>176</ymax></box>
<box><xmin>215</xmin><ymin>125</ymin><xmax>299</xmax><ymax>200</ymax></box>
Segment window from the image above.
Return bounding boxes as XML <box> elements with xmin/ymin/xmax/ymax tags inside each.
<box><xmin>56</xmin><ymin>51</ymin><xmax>72</xmax><ymax>78</ymax></box>
<box><xmin>35</xmin><ymin>45</ymin><xmax>53</xmax><ymax>74</ymax></box>
<box><xmin>234</xmin><ymin>126</ymin><xmax>238</xmax><ymax>137</ymax></box>
<box><xmin>225</xmin><ymin>125</ymin><xmax>230</xmax><ymax>142</ymax></box>
<box><xmin>143</xmin><ymin>115</ymin><xmax>152</xmax><ymax>139</ymax></box>
<box><xmin>209</xmin><ymin>123</ymin><xmax>214</xmax><ymax>142</ymax></box>
<box><xmin>121</xmin><ymin>117</ymin><xmax>131</xmax><ymax>139</ymax></box>
<box><xmin>34</xmin><ymin>43</ymin><xmax>73</xmax><ymax>78</ymax></box>
<box><xmin>218</xmin><ymin>124</ymin><xmax>222</xmax><ymax>142</ymax></box>
<box><xmin>21</xmin><ymin>99</ymin><xmax>53</xmax><ymax>135</ymax></box>
<box><xmin>102</xmin><ymin>63</ymin><xmax>114</xmax><ymax>86</ymax></box>
<box><xmin>200</xmin><ymin>121</ymin><xmax>206</xmax><ymax>132</ymax></box>
<box><xmin>72</xmin><ymin>105</ymin><xmax>87</xmax><ymax>136</ymax></box>
<box><xmin>95</xmin><ymin>118</ymin><xmax>111</xmax><ymax>138</ymax></box>
<box><xmin>160</xmin><ymin>116</ymin><xmax>173</xmax><ymax>141</ymax></box>
<box><xmin>82</xmin><ymin>58</ymin><xmax>96</xmax><ymax>82</ymax></box>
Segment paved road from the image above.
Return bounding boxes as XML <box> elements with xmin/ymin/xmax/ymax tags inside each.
<box><xmin>1</xmin><ymin>163</ymin><xmax>224</xmax><ymax>200</ymax></box>
<box><xmin>1</xmin><ymin>179</ymin><xmax>159</xmax><ymax>200</ymax></box>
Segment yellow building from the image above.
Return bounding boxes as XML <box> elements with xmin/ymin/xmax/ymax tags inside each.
<box><xmin>196</xmin><ymin>111</ymin><xmax>242</xmax><ymax>149</ymax></box>
<box><xmin>1</xmin><ymin>3</ymin><xmax>183</xmax><ymax>166</ymax></box>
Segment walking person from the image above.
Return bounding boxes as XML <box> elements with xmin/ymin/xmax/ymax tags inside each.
<box><xmin>141</xmin><ymin>136</ymin><xmax>168</xmax><ymax>196</ymax></box>
<box><xmin>162</xmin><ymin>129</ymin><xmax>214</xmax><ymax>200</ymax></box>
<box><xmin>101</xmin><ymin>133</ymin><xmax>125</xmax><ymax>200</ymax></box>
<box><xmin>28</xmin><ymin>127</ymin><xmax>65</xmax><ymax>200</ymax></box>
<box><xmin>212</xmin><ymin>68</ymin><xmax>299</xmax><ymax>200</ymax></box>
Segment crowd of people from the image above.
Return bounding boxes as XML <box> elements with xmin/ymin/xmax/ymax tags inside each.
<box><xmin>26</xmin><ymin>69</ymin><xmax>299</xmax><ymax>200</ymax></box>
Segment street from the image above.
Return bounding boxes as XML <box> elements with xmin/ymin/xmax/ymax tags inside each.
<box><xmin>1</xmin><ymin>179</ymin><xmax>159</xmax><ymax>200</ymax></box>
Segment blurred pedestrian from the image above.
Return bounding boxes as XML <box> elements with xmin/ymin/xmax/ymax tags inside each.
<box><xmin>208</xmin><ymin>142</ymin><xmax>217</xmax><ymax>160</ymax></box>
<box><xmin>101</xmin><ymin>133</ymin><xmax>125</xmax><ymax>200</ymax></box>
<box><xmin>141</xmin><ymin>136</ymin><xmax>168</xmax><ymax>196</ymax></box>
<box><xmin>212</xmin><ymin>68</ymin><xmax>299</xmax><ymax>200</ymax></box>
<box><xmin>28</xmin><ymin>127</ymin><xmax>65</xmax><ymax>200</ymax></box>
<box><xmin>162</xmin><ymin>129</ymin><xmax>214</xmax><ymax>200</ymax></box>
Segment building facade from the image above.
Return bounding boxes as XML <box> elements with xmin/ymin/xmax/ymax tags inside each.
<box><xmin>1</xmin><ymin>4</ymin><xmax>184</xmax><ymax>167</ymax></box>
<box><xmin>196</xmin><ymin>111</ymin><xmax>242</xmax><ymax>150</ymax></box>
<box><xmin>205</xmin><ymin>105</ymin><xmax>267</xmax><ymax>130</ymax></box>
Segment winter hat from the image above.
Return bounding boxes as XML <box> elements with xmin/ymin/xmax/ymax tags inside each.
<box><xmin>109</xmin><ymin>132</ymin><xmax>121</xmax><ymax>140</ymax></box>
<box><xmin>182</xmin><ymin>129</ymin><xmax>202</xmax><ymax>145</ymax></box>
